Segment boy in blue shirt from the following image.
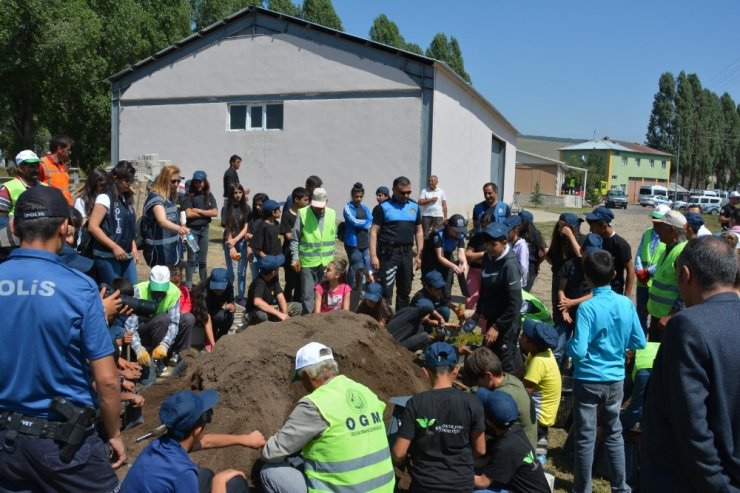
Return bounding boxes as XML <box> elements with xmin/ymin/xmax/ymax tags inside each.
<box><xmin>567</xmin><ymin>250</ymin><xmax>646</xmax><ymax>493</ymax></box>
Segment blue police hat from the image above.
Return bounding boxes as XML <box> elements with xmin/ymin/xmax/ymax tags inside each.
<box><xmin>504</xmin><ymin>214</ymin><xmax>521</xmax><ymax>230</ymax></box>
<box><xmin>425</xmin><ymin>341</ymin><xmax>458</xmax><ymax>368</ymax></box>
<box><xmin>519</xmin><ymin>210</ymin><xmax>534</xmax><ymax>224</ymax></box>
<box><xmin>481</xmin><ymin>222</ymin><xmax>509</xmax><ymax>240</ymax></box>
<box><xmin>258</xmin><ymin>254</ymin><xmax>285</xmax><ymax>273</ymax></box>
<box><xmin>415</xmin><ymin>297</ymin><xmax>435</xmax><ymax>315</ymax></box>
<box><xmin>376</xmin><ymin>186</ymin><xmax>389</xmax><ymax>196</ymax></box>
<box><xmin>209</xmin><ymin>268</ymin><xmax>229</xmax><ymax>291</ymax></box>
<box><xmin>684</xmin><ymin>212</ymin><xmax>704</xmax><ymax>231</ymax></box>
<box><xmin>363</xmin><ymin>282</ymin><xmax>383</xmax><ymax>303</ymax></box>
<box><xmin>476</xmin><ymin>388</ymin><xmax>518</xmax><ymax>427</ymax></box>
<box><xmin>585</xmin><ymin>206</ymin><xmax>614</xmax><ymax>224</ymax></box>
<box><xmin>582</xmin><ymin>233</ymin><xmax>604</xmax><ymax>255</ymax></box>
<box><xmin>262</xmin><ymin>200</ymin><xmax>280</xmax><ymax>214</ymax></box>
<box><xmin>16</xmin><ymin>186</ymin><xmax>69</xmax><ymax>220</ymax></box>
<box><xmin>559</xmin><ymin>213</ymin><xmax>583</xmax><ymax>229</ymax></box>
<box><xmin>424</xmin><ymin>270</ymin><xmax>446</xmax><ymax>289</ymax></box>
<box><xmin>522</xmin><ymin>319</ymin><xmax>559</xmax><ymax>350</ymax></box>
<box><xmin>192</xmin><ymin>170</ymin><xmax>207</xmax><ymax>181</ymax></box>
<box><xmin>160</xmin><ymin>389</ymin><xmax>218</xmax><ymax>440</ymax></box>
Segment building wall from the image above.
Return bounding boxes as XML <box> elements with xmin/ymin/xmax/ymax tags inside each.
<box><xmin>430</xmin><ymin>70</ymin><xmax>517</xmax><ymax>217</ymax></box>
<box><xmin>515</xmin><ymin>165</ymin><xmax>558</xmax><ymax>196</ymax></box>
<box><xmin>118</xmin><ymin>33</ymin><xmax>424</xmax><ymax>203</ymax></box>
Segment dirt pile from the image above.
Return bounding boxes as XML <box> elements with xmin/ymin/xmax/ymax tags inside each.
<box><xmin>120</xmin><ymin>310</ymin><xmax>429</xmax><ymax>480</ymax></box>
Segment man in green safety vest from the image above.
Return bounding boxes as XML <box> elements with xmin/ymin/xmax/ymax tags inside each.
<box><xmin>634</xmin><ymin>205</ymin><xmax>670</xmax><ymax>334</ymax></box>
<box><xmin>0</xmin><ymin>150</ymin><xmax>46</xmax><ymax>229</ymax></box>
<box><xmin>646</xmin><ymin>210</ymin><xmax>687</xmax><ymax>342</ymax></box>
<box><xmin>260</xmin><ymin>342</ymin><xmax>395</xmax><ymax>493</ymax></box>
<box><xmin>290</xmin><ymin>188</ymin><xmax>337</xmax><ymax>314</ymax></box>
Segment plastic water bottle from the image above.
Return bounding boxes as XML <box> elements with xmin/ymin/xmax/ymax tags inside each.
<box><xmin>180</xmin><ymin>211</ymin><xmax>199</xmax><ymax>253</ymax></box>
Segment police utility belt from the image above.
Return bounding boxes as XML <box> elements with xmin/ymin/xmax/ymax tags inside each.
<box><xmin>1</xmin><ymin>396</ymin><xmax>98</xmax><ymax>462</ymax></box>
<box><xmin>378</xmin><ymin>242</ymin><xmax>413</xmax><ymax>254</ymax></box>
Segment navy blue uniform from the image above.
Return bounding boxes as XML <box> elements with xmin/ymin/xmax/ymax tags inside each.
<box><xmin>373</xmin><ymin>198</ymin><xmax>421</xmax><ymax>310</ymax></box>
<box><xmin>0</xmin><ymin>248</ymin><xmax>119</xmax><ymax>491</ymax></box>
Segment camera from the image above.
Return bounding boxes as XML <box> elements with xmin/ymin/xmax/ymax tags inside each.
<box><xmin>101</xmin><ymin>284</ymin><xmax>158</xmax><ymax>317</ymax></box>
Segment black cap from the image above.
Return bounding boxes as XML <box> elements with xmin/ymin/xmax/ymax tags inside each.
<box><xmin>448</xmin><ymin>214</ymin><xmax>467</xmax><ymax>233</ymax></box>
<box><xmin>16</xmin><ymin>187</ymin><xmax>69</xmax><ymax>220</ymax></box>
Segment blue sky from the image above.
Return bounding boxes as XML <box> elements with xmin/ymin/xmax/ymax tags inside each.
<box><xmin>332</xmin><ymin>1</ymin><xmax>740</xmax><ymax>144</ymax></box>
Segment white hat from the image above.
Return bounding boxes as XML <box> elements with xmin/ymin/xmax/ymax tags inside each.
<box><xmin>652</xmin><ymin>210</ymin><xmax>687</xmax><ymax>229</ymax></box>
<box><xmin>651</xmin><ymin>204</ymin><xmax>671</xmax><ymax>219</ymax></box>
<box><xmin>311</xmin><ymin>188</ymin><xmax>328</xmax><ymax>208</ymax></box>
<box><xmin>149</xmin><ymin>265</ymin><xmax>171</xmax><ymax>292</ymax></box>
<box><xmin>15</xmin><ymin>150</ymin><xmax>40</xmax><ymax>166</ymax></box>
<box><xmin>294</xmin><ymin>342</ymin><xmax>334</xmax><ymax>375</ymax></box>
<box><xmin>730</xmin><ymin>191</ymin><xmax>740</xmax><ymax>199</ymax></box>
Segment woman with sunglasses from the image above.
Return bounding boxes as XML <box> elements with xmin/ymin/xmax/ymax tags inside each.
<box><xmin>142</xmin><ymin>165</ymin><xmax>189</xmax><ymax>267</ymax></box>
<box><xmin>87</xmin><ymin>160</ymin><xmax>139</xmax><ymax>284</ymax></box>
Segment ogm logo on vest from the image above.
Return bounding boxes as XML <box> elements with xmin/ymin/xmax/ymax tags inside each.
<box><xmin>345</xmin><ymin>388</ymin><xmax>367</xmax><ymax>413</ymax></box>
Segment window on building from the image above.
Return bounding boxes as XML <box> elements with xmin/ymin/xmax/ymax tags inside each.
<box><xmin>621</xmin><ymin>156</ymin><xmax>627</xmax><ymax>166</ymax></box>
<box><xmin>612</xmin><ymin>175</ymin><xmax>618</xmax><ymax>180</ymax></box>
<box><xmin>229</xmin><ymin>103</ymin><xmax>284</xmax><ymax>131</ymax></box>
<box><xmin>649</xmin><ymin>159</ymin><xmax>655</xmax><ymax>168</ymax></box>
<box><xmin>635</xmin><ymin>158</ymin><xmax>640</xmax><ymax>167</ymax></box>
<box><xmin>661</xmin><ymin>160</ymin><xmax>667</xmax><ymax>169</ymax></box>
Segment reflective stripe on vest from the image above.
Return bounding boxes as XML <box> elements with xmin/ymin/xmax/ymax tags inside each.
<box><xmin>4</xmin><ymin>179</ymin><xmax>30</xmax><ymax>216</ymax></box>
<box><xmin>134</xmin><ymin>281</ymin><xmax>181</xmax><ymax>314</ymax></box>
<box><xmin>638</xmin><ymin>228</ymin><xmax>665</xmax><ymax>287</ymax></box>
<box><xmin>40</xmin><ymin>156</ymin><xmax>72</xmax><ymax>204</ymax></box>
<box><xmin>298</xmin><ymin>207</ymin><xmax>336</xmax><ymax>267</ymax></box>
<box><xmin>303</xmin><ymin>375</ymin><xmax>395</xmax><ymax>493</ymax></box>
<box><xmin>632</xmin><ymin>342</ymin><xmax>660</xmax><ymax>381</ymax></box>
<box><xmin>647</xmin><ymin>240</ymin><xmax>687</xmax><ymax>318</ymax></box>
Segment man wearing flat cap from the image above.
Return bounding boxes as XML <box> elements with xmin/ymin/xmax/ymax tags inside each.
<box><xmin>261</xmin><ymin>342</ymin><xmax>394</xmax><ymax>493</ymax></box>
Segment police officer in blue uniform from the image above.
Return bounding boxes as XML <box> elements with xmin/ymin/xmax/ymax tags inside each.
<box><xmin>370</xmin><ymin>176</ymin><xmax>424</xmax><ymax>310</ymax></box>
<box><xmin>0</xmin><ymin>187</ymin><xmax>125</xmax><ymax>492</ymax></box>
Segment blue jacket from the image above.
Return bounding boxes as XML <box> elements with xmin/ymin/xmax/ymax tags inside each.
<box><xmin>567</xmin><ymin>285</ymin><xmax>646</xmax><ymax>381</ymax></box>
<box><xmin>342</xmin><ymin>201</ymin><xmax>372</xmax><ymax>247</ymax></box>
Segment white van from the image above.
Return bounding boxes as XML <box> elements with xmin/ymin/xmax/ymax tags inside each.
<box><xmin>688</xmin><ymin>195</ymin><xmax>723</xmax><ymax>215</ymax></box>
<box><xmin>639</xmin><ymin>185</ymin><xmax>668</xmax><ymax>207</ymax></box>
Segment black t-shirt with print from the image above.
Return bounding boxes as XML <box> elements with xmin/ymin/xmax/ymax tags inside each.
<box><xmin>482</xmin><ymin>424</ymin><xmax>550</xmax><ymax>493</ymax></box>
<box><xmin>247</xmin><ymin>275</ymin><xmax>283</xmax><ymax>310</ymax></box>
<box><xmin>251</xmin><ymin>220</ymin><xmax>282</xmax><ymax>256</ymax></box>
<box><xmin>602</xmin><ymin>233</ymin><xmax>632</xmax><ymax>295</ymax></box>
<box><xmin>398</xmin><ymin>387</ymin><xmax>485</xmax><ymax>493</ymax></box>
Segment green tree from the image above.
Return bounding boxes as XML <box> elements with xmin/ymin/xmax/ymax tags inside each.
<box><xmin>529</xmin><ymin>181</ymin><xmax>544</xmax><ymax>207</ymax></box>
<box><xmin>404</xmin><ymin>42</ymin><xmax>423</xmax><ymax>55</ymax></box>
<box><xmin>302</xmin><ymin>0</ymin><xmax>342</xmax><ymax>31</ymax></box>
<box><xmin>425</xmin><ymin>33</ymin><xmax>471</xmax><ymax>83</ymax></box>
<box><xmin>268</xmin><ymin>0</ymin><xmax>302</xmax><ymax>17</ymax></box>
<box><xmin>190</xmin><ymin>0</ymin><xmax>261</xmax><ymax>31</ymax></box>
<box><xmin>646</xmin><ymin>72</ymin><xmax>676</xmax><ymax>153</ymax></box>
<box><xmin>674</xmin><ymin>71</ymin><xmax>696</xmax><ymax>189</ymax></box>
<box><xmin>369</xmin><ymin>14</ymin><xmax>423</xmax><ymax>55</ymax></box>
<box><xmin>716</xmin><ymin>93</ymin><xmax>740</xmax><ymax>189</ymax></box>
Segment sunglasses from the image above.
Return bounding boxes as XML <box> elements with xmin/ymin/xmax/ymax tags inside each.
<box><xmin>170</xmin><ymin>178</ymin><xmax>180</xmax><ymax>184</ymax></box>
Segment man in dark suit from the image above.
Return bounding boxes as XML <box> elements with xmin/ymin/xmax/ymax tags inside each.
<box><xmin>641</xmin><ymin>236</ymin><xmax>740</xmax><ymax>492</ymax></box>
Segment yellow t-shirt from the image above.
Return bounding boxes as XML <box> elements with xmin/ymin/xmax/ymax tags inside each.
<box><xmin>524</xmin><ymin>349</ymin><xmax>562</xmax><ymax>427</ymax></box>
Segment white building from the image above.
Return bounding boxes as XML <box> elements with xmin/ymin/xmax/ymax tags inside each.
<box><xmin>110</xmin><ymin>6</ymin><xmax>518</xmax><ymax>214</ymax></box>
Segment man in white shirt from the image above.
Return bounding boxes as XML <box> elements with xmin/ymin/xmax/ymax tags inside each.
<box><xmin>418</xmin><ymin>175</ymin><xmax>447</xmax><ymax>238</ymax></box>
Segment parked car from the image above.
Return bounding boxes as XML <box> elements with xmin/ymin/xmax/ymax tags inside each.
<box><xmin>688</xmin><ymin>195</ymin><xmax>722</xmax><ymax>215</ymax></box>
<box><xmin>673</xmin><ymin>199</ymin><xmax>689</xmax><ymax>211</ymax></box>
<box><xmin>639</xmin><ymin>185</ymin><xmax>668</xmax><ymax>206</ymax></box>
<box><xmin>639</xmin><ymin>195</ymin><xmax>673</xmax><ymax>208</ymax></box>
<box><xmin>605</xmin><ymin>189</ymin><xmax>628</xmax><ymax>209</ymax></box>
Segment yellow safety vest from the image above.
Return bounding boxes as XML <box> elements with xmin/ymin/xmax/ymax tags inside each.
<box><xmin>2</xmin><ymin>178</ymin><xmax>46</xmax><ymax>216</ymax></box>
<box><xmin>647</xmin><ymin>240</ymin><xmax>687</xmax><ymax>318</ymax></box>
<box><xmin>303</xmin><ymin>375</ymin><xmax>395</xmax><ymax>493</ymax></box>
<box><xmin>632</xmin><ymin>342</ymin><xmax>660</xmax><ymax>381</ymax></box>
<box><xmin>134</xmin><ymin>281</ymin><xmax>181</xmax><ymax>314</ymax></box>
<box><xmin>638</xmin><ymin>228</ymin><xmax>666</xmax><ymax>288</ymax></box>
<box><xmin>298</xmin><ymin>207</ymin><xmax>336</xmax><ymax>268</ymax></box>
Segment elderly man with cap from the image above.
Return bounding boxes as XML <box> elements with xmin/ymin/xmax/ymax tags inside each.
<box><xmin>633</xmin><ymin>204</ymin><xmax>670</xmax><ymax>333</ymax></box>
<box><xmin>122</xmin><ymin>389</ymin><xmax>265</xmax><ymax>493</ymax></box>
<box><xmin>646</xmin><ymin>210</ymin><xmax>688</xmax><ymax>342</ymax></box>
<box><xmin>0</xmin><ymin>187</ymin><xmax>125</xmax><ymax>491</ymax></box>
<box><xmin>290</xmin><ymin>188</ymin><xmax>336</xmax><ymax>314</ymax></box>
<box><xmin>719</xmin><ymin>190</ymin><xmax>739</xmax><ymax>231</ymax></box>
<box><xmin>261</xmin><ymin>342</ymin><xmax>395</xmax><ymax>493</ymax></box>
<box><xmin>641</xmin><ymin>236</ymin><xmax>740</xmax><ymax>492</ymax></box>
<box><xmin>585</xmin><ymin>206</ymin><xmax>635</xmax><ymax>297</ymax></box>
<box><xmin>471</xmin><ymin>222</ymin><xmax>523</xmax><ymax>373</ymax></box>
<box><xmin>0</xmin><ymin>150</ymin><xmax>46</xmax><ymax>228</ymax></box>
<box><xmin>247</xmin><ymin>254</ymin><xmax>301</xmax><ymax>324</ymax></box>
<box><xmin>182</xmin><ymin>170</ymin><xmax>219</xmax><ymax>288</ymax></box>
<box><xmin>125</xmin><ymin>265</ymin><xmax>196</xmax><ymax>375</ymax></box>
<box><xmin>474</xmin><ymin>389</ymin><xmax>550</xmax><ymax>493</ymax></box>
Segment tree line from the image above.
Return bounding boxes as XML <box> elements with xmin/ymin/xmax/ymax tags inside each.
<box><xmin>0</xmin><ymin>0</ymin><xmax>470</xmax><ymax>172</ymax></box>
<box><xmin>646</xmin><ymin>71</ymin><xmax>740</xmax><ymax>191</ymax></box>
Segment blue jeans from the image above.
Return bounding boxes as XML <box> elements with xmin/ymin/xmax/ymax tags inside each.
<box><xmin>186</xmin><ymin>227</ymin><xmax>210</xmax><ymax>287</ymax></box>
<box><xmin>224</xmin><ymin>239</ymin><xmax>247</xmax><ymax>299</ymax></box>
<box><xmin>553</xmin><ymin>321</ymin><xmax>572</xmax><ymax>368</ymax></box>
<box><xmin>94</xmin><ymin>256</ymin><xmax>138</xmax><ymax>285</ymax></box>
<box><xmin>572</xmin><ymin>379</ymin><xmax>629</xmax><ymax>493</ymax></box>
<box><xmin>345</xmin><ymin>245</ymin><xmax>370</xmax><ymax>288</ymax></box>
<box><xmin>620</xmin><ymin>369</ymin><xmax>650</xmax><ymax>431</ymax></box>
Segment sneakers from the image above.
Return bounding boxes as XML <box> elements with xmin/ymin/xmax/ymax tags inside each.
<box><xmin>166</xmin><ymin>354</ymin><xmax>180</xmax><ymax>367</ymax></box>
